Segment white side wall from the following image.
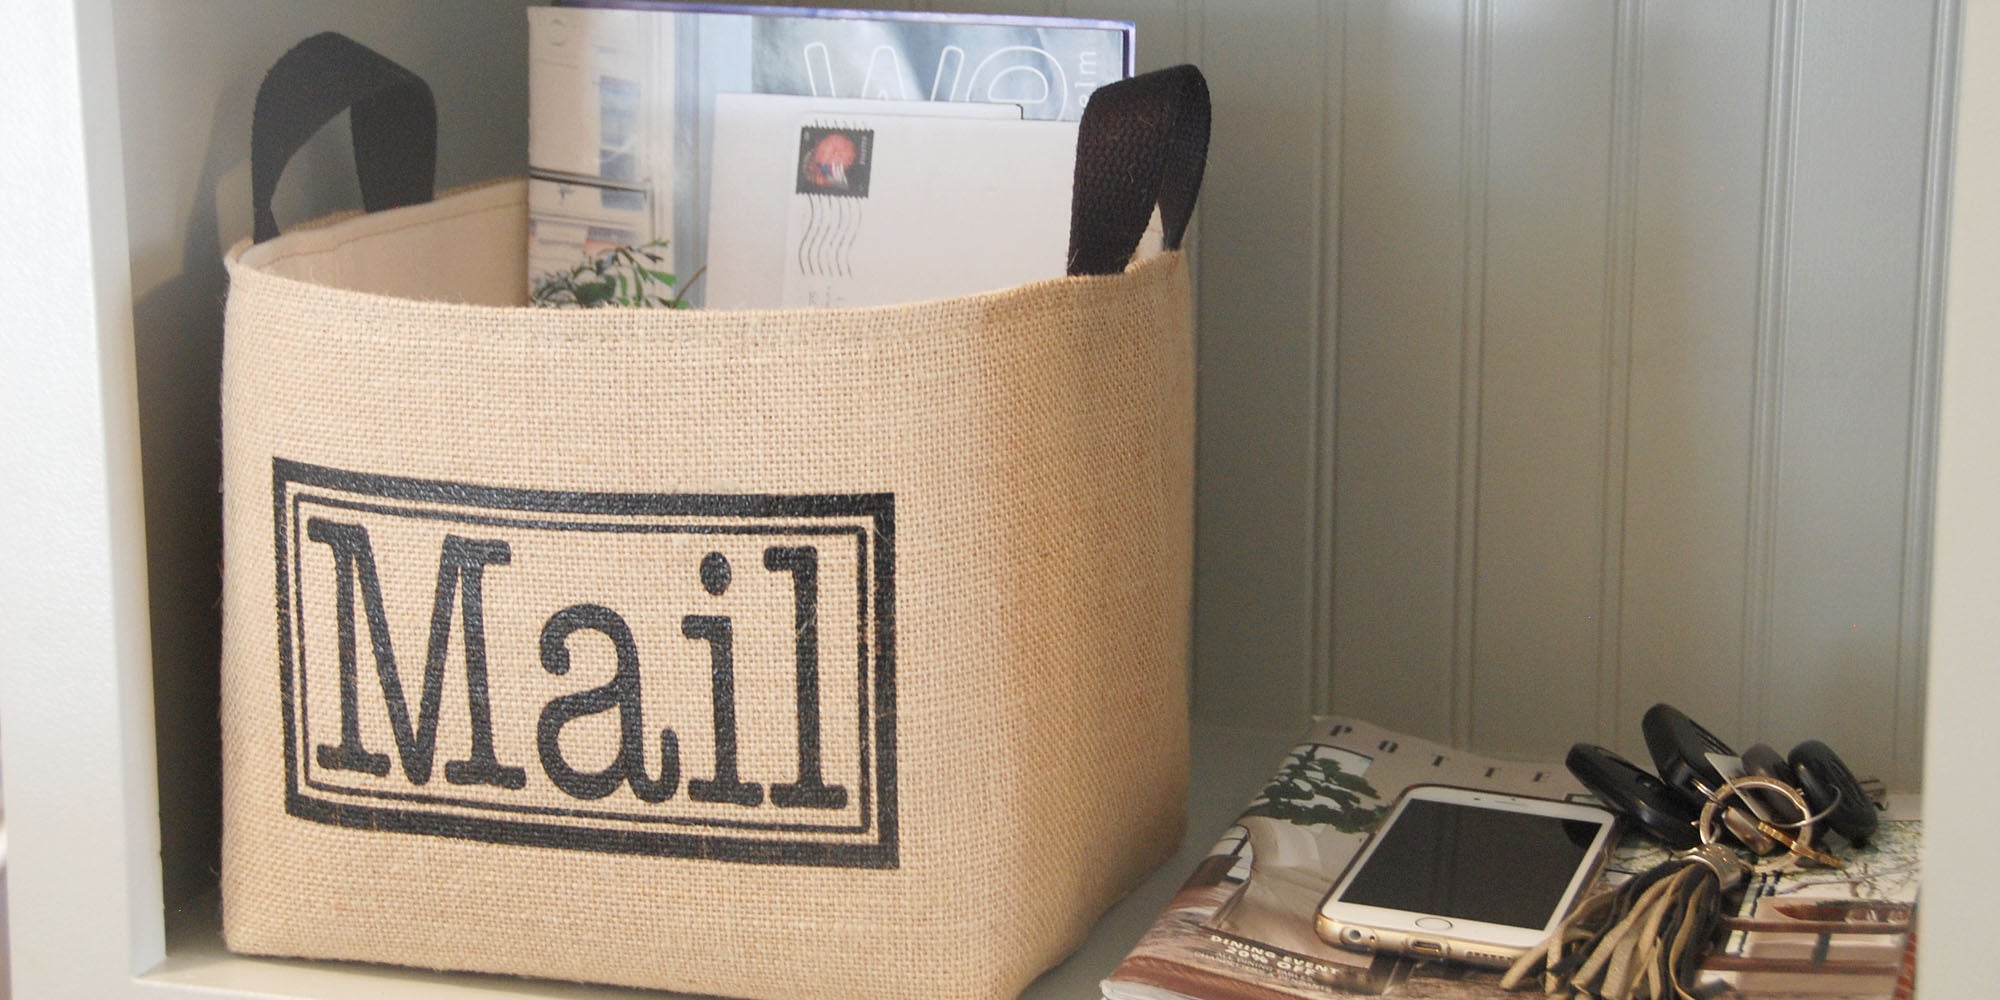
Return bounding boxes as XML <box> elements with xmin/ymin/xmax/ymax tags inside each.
<box><xmin>1919</xmin><ymin>0</ymin><xmax>2000</xmax><ymax>992</ymax></box>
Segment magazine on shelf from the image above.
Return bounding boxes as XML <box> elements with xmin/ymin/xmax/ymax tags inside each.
<box><xmin>526</xmin><ymin>2</ymin><xmax>1134</xmax><ymax>304</ymax></box>
<box><xmin>1101</xmin><ymin>717</ymin><xmax>1920</xmax><ymax>1000</ymax></box>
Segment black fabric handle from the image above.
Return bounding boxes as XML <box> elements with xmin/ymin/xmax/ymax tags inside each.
<box><xmin>252</xmin><ymin>32</ymin><xmax>437</xmax><ymax>243</ymax></box>
<box><xmin>1067</xmin><ymin>64</ymin><xmax>1211</xmax><ymax>277</ymax></box>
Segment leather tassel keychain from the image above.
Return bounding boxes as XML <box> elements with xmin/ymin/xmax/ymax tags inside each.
<box><xmin>1500</xmin><ymin>845</ymin><xmax>1740</xmax><ymax>1000</ymax></box>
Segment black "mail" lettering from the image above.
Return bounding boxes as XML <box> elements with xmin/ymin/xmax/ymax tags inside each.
<box><xmin>276</xmin><ymin>462</ymin><xmax>897</xmax><ymax>867</ymax></box>
<box><xmin>304</xmin><ymin>522</ymin><xmax>849</xmax><ymax>811</ymax></box>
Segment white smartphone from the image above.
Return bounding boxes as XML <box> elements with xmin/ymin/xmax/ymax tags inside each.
<box><xmin>1314</xmin><ymin>784</ymin><xmax>1619</xmax><ymax>970</ymax></box>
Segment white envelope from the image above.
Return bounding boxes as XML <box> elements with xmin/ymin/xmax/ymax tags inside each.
<box><xmin>705</xmin><ymin>93</ymin><xmax>1077</xmax><ymax>309</ymax></box>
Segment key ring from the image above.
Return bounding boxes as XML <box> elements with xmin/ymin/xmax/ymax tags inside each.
<box><xmin>1696</xmin><ymin>775</ymin><xmax>1839</xmax><ymax>870</ymax></box>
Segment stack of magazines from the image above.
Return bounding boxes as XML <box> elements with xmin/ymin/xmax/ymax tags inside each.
<box><xmin>1103</xmin><ymin>717</ymin><xmax>1921</xmax><ymax>1000</ymax></box>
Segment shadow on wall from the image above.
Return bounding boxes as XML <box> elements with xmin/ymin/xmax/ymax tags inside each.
<box><xmin>124</xmin><ymin>8</ymin><xmax>529</xmax><ymax>911</ymax></box>
<box><xmin>129</xmin><ymin>68</ymin><xmax>265</xmax><ymax>911</ymax></box>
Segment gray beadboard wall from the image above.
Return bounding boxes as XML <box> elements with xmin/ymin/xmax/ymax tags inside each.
<box><xmin>920</xmin><ymin>0</ymin><xmax>1952</xmax><ymax>789</ymax></box>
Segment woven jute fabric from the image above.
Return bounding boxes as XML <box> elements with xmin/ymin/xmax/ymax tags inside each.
<box><xmin>218</xmin><ymin>181</ymin><xmax>1193</xmax><ymax>999</ymax></box>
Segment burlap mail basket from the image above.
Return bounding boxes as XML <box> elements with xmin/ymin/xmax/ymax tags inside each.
<box><xmin>217</xmin><ymin>34</ymin><xmax>1208</xmax><ymax>1000</ymax></box>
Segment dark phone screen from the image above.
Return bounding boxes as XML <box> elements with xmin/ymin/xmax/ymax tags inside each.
<box><xmin>1335</xmin><ymin>799</ymin><xmax>1605</xmax><ymax>929</ymax></box>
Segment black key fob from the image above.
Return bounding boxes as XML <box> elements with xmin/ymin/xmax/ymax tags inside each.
<box><xmin>1789</xmin><ymin>739</ymin><xmax>1877</xmax><ymax>847</ymax></box>
<box><xmin>1642</xmin><ymin>703</ymin><xmax>1738</xmax><ymax>802</ymax></box>
<box><xmin>1740</xmin><ymin>742</ymin><xmax>1807</xmax><ymax>826</ymax></box>
<box><xmin>1567</xmin><ymin>743</ymin><xmax>1702</xmax><ymax>850</ymax></box>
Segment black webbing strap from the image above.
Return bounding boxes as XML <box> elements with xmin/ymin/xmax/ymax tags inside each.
<box><xmin>251</xmin><ymin>32</ymin><xmax>436</xmax><ymax>243</ymax></box>
<box><xmin>1067</xmin><ymin>64</ymin><xmax>1212</xmax><ymax>277</ymax></box>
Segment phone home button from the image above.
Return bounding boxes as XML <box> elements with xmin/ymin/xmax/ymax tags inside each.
<box><xmin>1414</xmin><ymin>917</ymin><xmax>1454</xmax><ymax>931</ymax></box>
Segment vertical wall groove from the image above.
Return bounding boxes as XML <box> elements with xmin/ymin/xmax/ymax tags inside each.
<box><xmin>1744</xmin><ymin>0</ymin><xmax>1802</xmax><ymax>734</ymax></box>
<box><xmin>1597</xmin><ymin>0</ymin><xmax>1644</xmax><ymax>747</ymax></box>
<box><xmin>1310</xmin><ymin>0</ymin><xmax>1347</xmax><ymax>715</ymax></box>
<box><xmin>1184</xmin><ymin>0</ymin><xmax>1202</xmax><ymax>79</ymax></box>
<box><xmin>1452</xmin><ymin>0</ymin><xmax>1494</xmax><ymax>746</ymax></box>
<box><xmin>1898</xmin><ymin>0</ymin><xmax>1961</xmax><ymax>789</ymax></box>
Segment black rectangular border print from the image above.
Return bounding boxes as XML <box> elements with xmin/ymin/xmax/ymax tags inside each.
<box><xmin>270</xmin><ymin>458</ymin><xmax>898</xmax><ymax>868</ymax></box>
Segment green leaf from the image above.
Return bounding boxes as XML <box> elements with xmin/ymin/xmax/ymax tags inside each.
<box><xmin>531</xmin><ymin>239</ymin><xmax>698</xmax><ymax>308</ymax></box>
